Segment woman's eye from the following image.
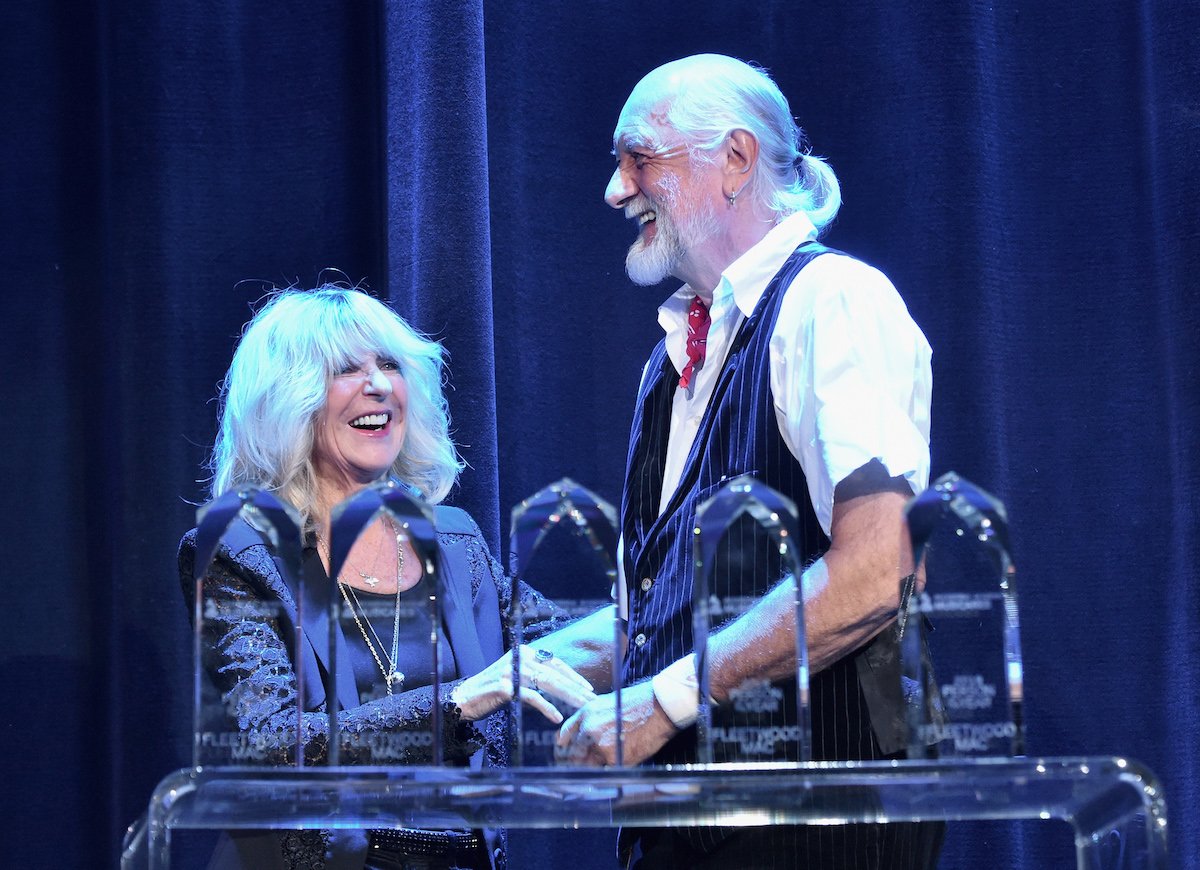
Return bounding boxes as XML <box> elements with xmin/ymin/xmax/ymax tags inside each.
<box><xmin>337</xmin><ymin>362</ymin><xmax>361</xmax><ymax>376</ymax></box>
<box><xmin>378</xmin><ymin>358</ymin><xmax>400</xmax><ymax>372</ymax></box>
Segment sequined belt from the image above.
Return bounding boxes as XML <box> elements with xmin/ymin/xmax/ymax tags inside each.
<box><xmin>368</xmin><ymin>827</ymin><xmax>486</xmax><ymax>860</ymax></box>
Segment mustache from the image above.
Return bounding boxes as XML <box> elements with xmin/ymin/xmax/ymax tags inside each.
<box><xmin>624</xmin><ymin>196</ymin><xmax>654</xmax><ymax>220</ymax></box>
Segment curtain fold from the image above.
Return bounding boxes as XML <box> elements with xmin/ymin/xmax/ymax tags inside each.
<box><xmin>4</xmin><ymin>3</ymin><xmax>387</xmax><ymax>865</ymax></box>
<box><xmin>383</xmin><ymin>0</ymin><xmax>500</xmax><ymax>547</ymax></box>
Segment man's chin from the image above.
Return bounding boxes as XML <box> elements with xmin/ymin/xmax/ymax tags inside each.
<box><xmin>626</xmin><ymin>246</ymin><xmax>674</xmax><ymax>286</ymax></box>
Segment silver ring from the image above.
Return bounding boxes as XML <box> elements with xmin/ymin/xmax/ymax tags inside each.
<box><xmin>535</xmin><ymin>649</ymin><xmax>554</xmax><ymax>663</ymax></box>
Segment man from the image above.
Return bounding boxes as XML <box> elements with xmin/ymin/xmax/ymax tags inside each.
<box><xmin>550</xmin><ymin>54</ymin><xmax>941</xmax><ymax>868</ymax></box>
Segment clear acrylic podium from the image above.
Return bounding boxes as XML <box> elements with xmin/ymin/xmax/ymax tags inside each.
<box><xmin>126</xmin><ymin>756</ymin><xmax>1167</xmax><ymax>869</ymax></box>
<box><xmin>139</xmin><ymin>480</ymin><xmax>1168</xmax><ymax>869</ymax></box>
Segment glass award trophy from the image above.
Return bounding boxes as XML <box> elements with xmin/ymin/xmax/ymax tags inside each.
<box><xmin>508</xmin><ymin>478</ymin><xmax>621</xmax><ymax>766</ymax></box>
<box><xmin>692</xmin><ymin>475</ymin><xmax>811</xmax><ymax>764</ymax></box>
<box><xmin>191</xmin><ymin>488</ymin><xmax>305</xmax><ymax>767</ymax></box>
<box><xmin>327</xmin><ymin>479</ymin><xmax>446</xmax><ymax>765</ymax></box>
<box><xmin>901</xmin><ymin>471</ymin><xmax>1024</xmax><ymax>759</ymax></box>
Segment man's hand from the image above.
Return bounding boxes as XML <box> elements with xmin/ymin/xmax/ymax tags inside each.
<box><xmin>555</xmin><ymin>680</ymin><xmax>677</xmax><ymax>767</ymax></box>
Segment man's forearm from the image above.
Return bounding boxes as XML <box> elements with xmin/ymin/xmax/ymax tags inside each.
<box><xmin>533</xmin><ymin>605</ymin><xmax>625</xmax><ymax>693</ymax></box>
<box><xmin>706</xmin><ymin>488</ymin><xmax>912</xmax><ymax>703</ymax></box>
<box><xmin>703</xmin><ymin>560</ymin><xmax>891</xmax><ymax>703</ymax></box>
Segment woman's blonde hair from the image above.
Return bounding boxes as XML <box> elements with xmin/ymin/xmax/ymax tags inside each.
<box><xmin>207</xmin><ymin>286</ymin><xmax>462</xmax><ymax>529</ymax></box>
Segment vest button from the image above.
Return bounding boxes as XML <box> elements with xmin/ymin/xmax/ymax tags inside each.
<box><xmin>640</xmin><ymin>576</ymin><xmax>654</xmax><ymax>592</ymax></box>
<box><xmin>633</xmin><ymin>632</ymin><xmax>647</xmax><ymax>647</ymax></box>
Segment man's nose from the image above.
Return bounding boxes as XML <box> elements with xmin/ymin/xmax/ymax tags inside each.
<box><xmin>605</xmin><ymin>166</ymin><xmax>635</xmax><ymax>209</ymax></box>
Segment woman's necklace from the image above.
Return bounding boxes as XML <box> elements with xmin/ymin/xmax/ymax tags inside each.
<box><xmin>338</xmin><ymin>581</ymin><xmax>404</xmax><ymax>692</ymax></box>
<box><xmin>325</xmin><ymin>518</ymin><xmax>407</xmax><ymax>693</ymax></box>
<box><xmin>354</xmin><ymin>523</ymin><xmax>390</xmax><ymax>588</ymax></box>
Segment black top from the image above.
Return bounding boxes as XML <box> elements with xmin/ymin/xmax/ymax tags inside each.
<box><xmin>344</xmin><ymin>576</ymin><xmax>459</xmax><ymax>704</ymax></box>
<box><xmin>301</xmin><ymin>545</ymin><xmax>459</xmax><ymax>706</ymax></box>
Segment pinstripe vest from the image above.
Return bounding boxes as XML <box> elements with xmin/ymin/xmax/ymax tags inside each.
<box><xmin>621</xmin><ymin>241</ymin><xmax>908</xmax><ymax>764</ymax></box>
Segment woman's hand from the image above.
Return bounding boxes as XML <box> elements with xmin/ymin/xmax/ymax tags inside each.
<box><xmin>450</xmin><ymin>646</ymin><xmax>596</xmax><ymax>724</ymax></box>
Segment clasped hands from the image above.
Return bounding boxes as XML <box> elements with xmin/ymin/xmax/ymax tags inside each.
<box><xmin>450</xmin><ymin>645</ymin><xmax>596</xmax><ymax>724</ymax></box>
<box><xmin>451</xmin><ymin>648</ymin><xmax>676</xmax><ymax>766</ymax></box>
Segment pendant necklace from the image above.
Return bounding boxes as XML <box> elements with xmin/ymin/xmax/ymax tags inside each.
<box><xmin>354</xmin><ymin>523</ymin><xmax>390</xmax><ymax>588</ymax></box>
<box><xmin>329</xmin><ymin>517</ymin><xmax>406</xmax><ymax>693</ymax></box>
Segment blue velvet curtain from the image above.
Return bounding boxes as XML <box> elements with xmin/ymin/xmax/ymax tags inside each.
<box><xmin>1</xmin><ymin>1</ymin><xmax>1196</xmax><ymax>867</ymax></box>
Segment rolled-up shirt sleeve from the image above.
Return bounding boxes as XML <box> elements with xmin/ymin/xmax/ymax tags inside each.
<box><xmin>769</xmin><ymin>253</ymin><xmax>933</xmax><ymax>536</ymax></box>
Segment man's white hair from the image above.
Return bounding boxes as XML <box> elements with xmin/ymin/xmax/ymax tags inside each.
<box><xmin>643</xmin><ymin>54</ymin><xmax>842</xmax><ymax>232</ymax></box>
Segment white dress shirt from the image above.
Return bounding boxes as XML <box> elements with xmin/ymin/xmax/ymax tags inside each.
<box><xmin>630</xmin><ymin>212</ymin><xmax>933</xmax><ymax>728</ymax></box>
<box><xmin>654</xmin><ymin>210</ymin><xmax>932</xmax><ymax>533</ymax></box>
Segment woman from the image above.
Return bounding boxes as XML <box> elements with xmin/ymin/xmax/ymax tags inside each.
<box><xmin>179</xmin><ymin>285</ymin><xmax>593</xmax><ymax>869</ymax></box>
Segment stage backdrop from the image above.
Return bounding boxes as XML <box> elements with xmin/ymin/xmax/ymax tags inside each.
<box><xmin>0</xmin><ymin>1</ymin><xmax>1195</xmax><ymax>867</ymax></box>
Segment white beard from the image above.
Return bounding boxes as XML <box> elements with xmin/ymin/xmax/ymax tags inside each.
<box><xmin>625</xmin><ymin>218</ymin><xmax>682</xmax><ymax>285</ymax></box>
<box><xmin>624</xmin><ymin>173</ymin><xmax>718</xmax><ymax>286</ymax></box>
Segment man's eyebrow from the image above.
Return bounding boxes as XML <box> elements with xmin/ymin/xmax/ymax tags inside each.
<box><xmin>616</xmin><ymin>123</ymin><xmax>661</xmax><ymax>148</ymax></box>
<box><xmin>613</xmin><ymin>134</ymin><xmax>657</xmax><ymax>158</ymax></box>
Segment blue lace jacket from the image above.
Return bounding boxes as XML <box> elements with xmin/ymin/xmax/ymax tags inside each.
<box><xmin>178</xmin><ymin>505</ymin><xmax>569</xmax><ymax>769</ymax></box>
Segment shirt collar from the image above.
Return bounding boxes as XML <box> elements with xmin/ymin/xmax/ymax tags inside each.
<box><xmin>724</xmin><ymin>211</ymin><xmax>819</xmax><ymax>317</ymax></box>
<box><xmin>657</xmin><ymin>210</ymin><xmax>819</xmax><ymax>335</ymax></box>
